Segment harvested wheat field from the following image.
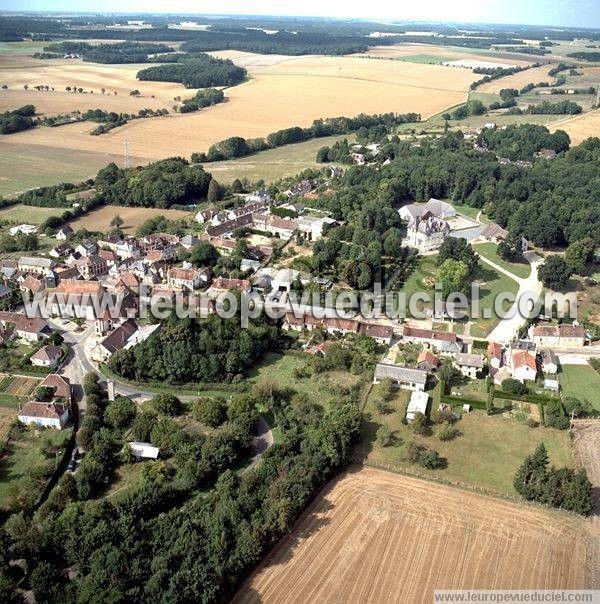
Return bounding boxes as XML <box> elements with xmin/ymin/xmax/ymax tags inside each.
<box><xmin>0</xmin><ymin>54</ymin><xmax>476</xmax><ymax>167</ymax></box>
<box><xmin>234</xmin><ymin>467</ymin><xmax>592</xmax><ymax>603</ymax></box>
<box><xmin>477</xmin><ymin>63</ymin><xmax>558</xmax><ymax>93</ymax></box>
<box><xmin>0</xmin><ymin>54</ymin><xmax>188</xmax><ymax>115</ymax></box>
<box><xmin>68</xmin><ymin>205</ymin><xmax>191</xmax><ymax>233</ymax></box>
<box><xmin>551</xmin><ymin>109</ymin><xmax>600</xmax><ymax>145</ymax></box>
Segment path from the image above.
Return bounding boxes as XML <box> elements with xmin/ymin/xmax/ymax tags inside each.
<box><xmin>478</xmin><ymin>250</ymin><xmax>543</xmax><ymax>344</ymax></box>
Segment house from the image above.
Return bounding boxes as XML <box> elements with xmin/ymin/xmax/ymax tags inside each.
<box><xmin>18</xmin><ymin>256</ymin><xmax>55</xmax><ymax>275</ymax></box>
<box><xmin>240</xmin><ymin>258</ymin><xmax>260</xmax><ymax>273</ymax></box>
<box><xmin>539</xmin><ymin>348</ymin><xmax>559</xmax><ymax>374</ymax></box>
<box><xmin>530</xmin><ymin>323</ymin><xmax>586</xmax><ymax>348</ymax></box>
<box><xmin>454</xmin><ymin>353</ymin><xmax>484</xmax><ymax>379</ymax></box>
<box><xmin>373</xmin><ymin>363</ymin><xmax>428</xmax><ymax>391</ymax></box>
<box><xmin>322</xmin><ymin>317</ymin><xmax>360</xmax><ymax>335</ymax></box>
<box><xmin>30</xmin><ymin>344</ymin><xmax>62</xmax><ymax>367</ymax></box>
<box><xmin>0</xmin><ymin>311</ymin><xmax>50</xmax><ymax>342</ymax></box>
<box><xmin>296</xmin><ymin>215</ymin><xmax>337</xmax><ymax>241</ymax></box>
<box><xmin>252</xmin><ymin>214</ymin><xmax>297</xmax><ymax>240</ymax></box>
<box><xmin>195</xmin><ymin>207</ymin><xmax>220</xmax><ymax>224</ymax></box>
<box><xmin>492</xmin><ymin>366</ymin><xmax>512</xmax><ymax>387</ymax></box>
<box><xmin>20</xmin><ymin>275</ymin><xmax>45</xmax><ymax>299</ymax></box>
<box><xmin>180</xmin><ymin>235</ymin><xmax>199</xmax><ymax>250</ymax></box>
<box><xmin>227</xmin><ymin>200</ymin><xmax>266</xmax><ymax>220</ymax></box>
<box><xmin>416</xmin><ymin>350</ymin><xmax>439</xmax><ymax>372</ymax></box>
<box><xmin>406</xmin><ymin>390</ymin><xmax>429</xmax><ymax>423</ymax></box>
<box><xmin>50</xmin><ymin>243</ymin><xmax>73</xmax><ymax>258</ymax></box>
<box><xmin>271</xmin><ymin>268</ymin><xmax>301</xmax><ymax>293</ymax></box>
<box><xmin>211</xmin><ymin>277</ymin><xmax>251</xmax><ymax>294</ymax></box>
<box><xmin>358</xmin><ymin>323</ymin><xmax>393</xmax><ymax>345</ymax></box>
<box><xmin>0</xmin><ymin>283</ymin><xmax>11</xmax><ymax>306</ymax></box>
<box><xmin>244</xmin><ymin>189</ymin><xmax>270</xmax><ymax>204</ymax></box>
<box><xmin>128</xmin><ymin>441</ymin><xmax>160</xmax><ymax>459</ymax></box>
<box><xmin>97</xmin><ymin>237</ymin><xmax>141</xmax><ymax>261</ymax></box>
<box><xmin>167</xmin><ymin>267</ymin><xmax>207</xmax><ymax>291</ymax></box>
<box><xmin>283</xmin><ymin>312</ymin><xmax>325</xmax><ymax>332</ymax></box>
<box><xmin>40</xmin><ymin>373</ymin><xmax>72</xmax><ymax>402</ymax></box>
<box><xmin>511</xmin><ymin>350</ymin><xmax>537</xmax><ymax>382</ymax></box>
<box><xmin>536</xmin><ymin>148</ymin><xmax>557</xmax><ymax>160</ymax></box>
<box><xmin>56</xmin><ymin>225</ymin><xmax>73</xmax><ymax>240</ymax></box>
<box><xmin>75</xmin><ymin>239</ymin><xmax>98</xmax><ymax>257</ymax></box>
<box><xmin>9</xmin><ymin>224</ymin><xmax>37</xmax><ymax>236</ymax></box>
<box><xmin>94</xmin><ymin>319</ymin><xmax>160</xmax><ymax>362</ymax></box>
<box><xmin>402</xmin><ymin>326</ymin><xmax>462</xmax><ymax>354</ymax></box>
<box><xmin>74</xmin><ymin>254</ymin><xmax>108</xmax><ymax>279</ymax></box>
<box><xmin>487</xmin><ymin>342</ymin><xmax>503</xmax><ymax>369</ymax></box>
<box><xmin>402</xmin><ymin>212</ymin><xmax>450</xmax><ymax>252</ymax></box>
<box><xmin>99</xmin><ymin>249</ymin><xmax>118</xmax><ymax>267</ymax></box>
<box><xmin>398</xmin><ymin>198</ymin><xmax>456</xmax><ymax>223</ymax></box>
<box><xmin>50</xmin><ymin>279</ymin><xmax>105</xmax><ymax>320</ymax></box>
<box><xmin>206</xmin><ymin>213</ymin><xmax>253</xmax><ymax>238</ymax></box>
<box><xmin>18</xmin><ymin>401</ymin><xmax>69</xmax><ymax>429</ymax></box>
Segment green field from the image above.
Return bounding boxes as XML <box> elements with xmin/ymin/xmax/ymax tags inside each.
<box><xmin>0</xmin><ymin>426</ymin><xmax>72</xmax><ymax>510</ymax></box>
<box><xmin>0</xmin><ymin>142</ymin><xmax>128</xmax><ymax>197</ymax></box>
<box><xmin>0</xmin><ymin>41</ymin><xmax>47</xmax><ymax>55</ymax></box>
<box><xmin>474</xmin><ymin>242</ymin><xmax>531</xmax><ymax>279</ymax></box>
<box><xmin>200</xmin><ymin>134</ymin><xmax>354</xmax><ymax>185</ymax></box>
<box><xmin>398</xmin><ymin>54</ymin><xmax>454</xmax><ymax>64</ymax></box>
<box><xmin>0</xmin><ymin>203</ymin><xmax>61</xmax><ymax>225</ymax></box>
<box><xmin>399</xmin><ymin>255</ymin><xmax>438</xmax><ymax>309</ymax></box>
<box><xmin>357</xmin><ymin>383</ymin><xmax>573</xmax><ymax>495</ymax></box>
<box><xmin>559</xmin><ymin>364</ymin><xmax>600</xmax><ymax>409</ymax></box>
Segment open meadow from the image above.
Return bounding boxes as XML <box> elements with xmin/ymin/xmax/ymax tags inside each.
<box><xmin>68</xmin><ymin>205</ymin><xmax>192</xmax><ymax>233</ymax></box>
<box><xmin>550</xmin><ymin>109</ymin><xmax>600</xmax><ymax>146</ymax></box>
<box><xmin>234</xmin><ymin>467</ymin><xmax>591</xmax><ymax>603</ymax></box>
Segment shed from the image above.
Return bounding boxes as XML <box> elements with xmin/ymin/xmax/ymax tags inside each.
<box><xmin>129</xmin><ymin>442</ymin><xmax>160</xmax><ymax>459</ymax></box>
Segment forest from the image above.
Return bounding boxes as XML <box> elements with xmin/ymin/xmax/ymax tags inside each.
<box><xmin>0</xmin><ymin>105</ymin><xmax>36</xmax><ymax>135</ymax></box>
<box><xmin>179</xmin><ymin>88</ymin><xmax>225</xmax><ymax>113</ymax></box>
<box><xmin>94</xmin><ymin>158</ymin><xmax>213</xmax><ymax>208</ymax></box>
<box><xmin>43</xmin><ymin>41</ymin><xmax>176</xmax><ymax>63</ymax></box>
<box><xmin>304</xmin><ymin>128</ymin><xmax>599</xmax><ymax>248</ymax></box>
<box><xmin>136</xmin><ymin>54</ymin><xmax>247</xmax><ymax>88</ymax></box>
<box><xmin>107</xmin><ymin>314</ymin><xmax>284</xmax><ymax>384</ymax></box>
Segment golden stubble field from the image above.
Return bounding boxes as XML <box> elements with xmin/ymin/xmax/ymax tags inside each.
<box><xmin>477</xmin><ymin>63</ymin><xmax>558</xmax><ymax>93</ymax></box>
<box><xmin>551</xmin><ymin>109</ymin><xmax>600</xmax><ymax>145</ymax></box>
<box><xmin>0</xmin><ymin>53</ymin><xmax>479</xmax><ymax>165</ymax></box>
<box><xmin>234</xmin><ymin>467</ymin><xmax>593</xmax><ymax>603</ymax></box>
<box><xmin>0</xmin><ymin>54</ymin><xmax>188</xmax><ymax>114</ymax></box>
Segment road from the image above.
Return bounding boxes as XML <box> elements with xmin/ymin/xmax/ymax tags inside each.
<box><xmin>480</xmin><ymin>250</ymin><xmax>543</xmax><ymax>344</ymax></box>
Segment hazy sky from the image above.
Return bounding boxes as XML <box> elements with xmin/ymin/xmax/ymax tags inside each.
<box><xmin>6</xmin><ymin>0</ymin><xmax>600</xmax><ymax>28</ymax></box>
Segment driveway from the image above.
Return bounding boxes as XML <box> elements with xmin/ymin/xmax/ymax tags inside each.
<box><xmin>479</xmin><ymin>250</ymin><xmax>543</xmax><ymax>344</ymax></box>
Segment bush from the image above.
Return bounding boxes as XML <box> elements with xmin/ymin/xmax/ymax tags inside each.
<box><xmin>193</xmin><ymin>397</ymin><xmax>227</xmax><ymax>428</ymax></box>
<box><xmin>151</xmin><ymin>394</ymin><xmax>182</xmax><ymax>416</ymax></box>
<box><xmin>435</xmin><ymin>421</ymin><xmax>458</xmax><ymax>441</ymax></box>
<box><xmin>410</xmin><ymin>411</ymin><xmax>430</xmax><ymax>436</ymax></box>
<box><xmin>417</xmin><ymin>449</ymin><xmax>444</xmax><ymax>469</ymax></box>
<box><xmin>104</xmin><ymin>396</ymin><xmax>136</xmax><ymax>429</ymax></box>
<box><xmin>501</xmin><ymin>378</ymin><xmax>528</xmax><ymax>395</ymax></box>
<box><xmin>376</xmin><ymin>425</ymin><xmax>394</xmax><ymax>447</ymax></box>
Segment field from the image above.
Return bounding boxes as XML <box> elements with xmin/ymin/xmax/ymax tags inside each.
<box><xmin>234</xmin><ymin>467</ymin><xmax>590</xmax><ymax>603</ymax></box>
<box><xmin>473</xmin><ymin>242</ymin><xmax>531</xmax><ymax>279</ymax></box>
<box><xmin>477</xmin><ymin>63</ymin><xmax>557</xmax><ymax>93</ymax></box>
<box><xmin>559</xmin><ymin>364</ymin><xmax>600</xmax><ymax>409</ymax></box>
<box><xmin>357</xmin><ymin>384</ymin><xmax>573</xmax><ymax>495</ymax></box>
<box><xmin>0</xmin><ymin>53</ymin><xmax>478</xmax><ymax>190</ymax></box>
<box><xmin>68</xmin><ymin>205</ymin><xmax>192</xmax><ymax>233</ymax></box>
<box><xmin>550</xmin><ymin>109</ymin><xmax>600</xmax><ymax>146</ymax></box>
<box><xmin>0</xmin><ymin>203</ymin><xmax>61</xmax><ymax>224</ymax></box>
<box><xmin>202</xmin><ymin>134</ymin><xmax>353</xmax><ymax>184</ymax></box>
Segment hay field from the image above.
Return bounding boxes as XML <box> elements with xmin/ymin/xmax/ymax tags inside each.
<box><xmin>477</xmin><ymin>63</ymin><xmax>558</xmax><ymax>93</ymax></box>
<box><xmin>0</xmin><ymin>54</ymin><xmax>188</xmax><ymax>115</ymax></box>
<box><xmin>68</xmin><ymin>205</ymin><xmax>191</xmax><ymax>233</ymax></box>
<box><xmin>0</xmin><ymin>204</ymin><xmax>61</xmax><ymax>224</ymax></box>
<box><xmin>551</xmin><ymin>109</ymin><xmax>600</xmax><ymax>145</ymax></box>
<box><xmin>1</xmin><ymin>55</ymin><xmax>477</xmax><ymax>167</ymax></box>
<box><xmin>234</xmin><ymin>468</ymin><xmax>591</xmax><ymax>603</ymax></box>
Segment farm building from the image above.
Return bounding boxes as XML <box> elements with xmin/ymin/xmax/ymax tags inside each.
<box><xmin>373</xmin><ymin>363</ymin><xmax>427</xmax><ymax>391</ymax></box>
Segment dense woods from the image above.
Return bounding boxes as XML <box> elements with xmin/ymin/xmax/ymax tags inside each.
<box><xmin>137</xmin><ymin>54</ymin><xmax>246</xmax><ymax>88</ymax></box>
<box><xmin>108</xmin><ymin>315</ymin><xmax>283</xmax><ymax>384</ymax></box>
<box><xmin>44</xmin><ymin>41</ymin><xmax>175</xmax><ymax>63</ymax></box>
<box><xmin>180</xmin><ymin>87</ymin><xmax>225</xmax><ymax>113</ymax></box>
<box><xmin>94</xmin><ymin>157</ymin><xmax>213</xmax><ymax>208</ymax></box>
<box><xmin>0</xmin><ymin>104</ymin><xmax>35</xmax><ymax>135</ymax></box>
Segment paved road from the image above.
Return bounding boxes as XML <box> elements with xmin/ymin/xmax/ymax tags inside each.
<box><xmin>480</xmin><ymin>250</ymin><xmax>543</xmax><ymax>344</ymax></box>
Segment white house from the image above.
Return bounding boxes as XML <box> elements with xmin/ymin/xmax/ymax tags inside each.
<box><xmin>406</xmin><ymin>390</ymin><xmax>429</xmax><ymax>423</ymax></box>
<box><xmin>402</xmin><ymin>213</ymin><xmax>450</xmax><ymax>252</ymax></box>
<box><xmin>167</xmin><ymin>267</ymin><xmax>208</xmax><ymax>291</ymax></box>
<box><xmin>30</xmin><ymin>344</ymin><xmax>62</xmax><ymax>368</ymax></box>
<box><xmin>540</xmin><ymin>349</ymin><xmax>559</xmax><ymax>374</ymax></box>
<box><xmin>454</xmin><ymin>353</ymin><xmax>484</xmax><ymax>379</ymax></box>
<box><xmin>56</xmin><ymin>226</ymin><xmax>73</xmax><ymax>240</ymax></box>
<box><xmin>398</xmin><ymin>198</ymin><xmax>456</xmax><ymax>223</ymax></box>
<box><xmin>529</xmin><ymin>323</ymin><xmax>586</xmax><ymax>349</ymax></box>
<box><xmin>511</xmin><ymin>350</ymin><xmax>537</xmax><ymax>382</ymax></box>
<box><xmin>18</xmin><ymin>401</ymin><xmax>69</xmax><ymax>429</ymax></box>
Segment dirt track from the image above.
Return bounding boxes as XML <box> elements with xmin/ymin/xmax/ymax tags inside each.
<box><xmin>234</xmin><ymin>467</ymin><xmax>591</xmax><ymax>603</ymax></box>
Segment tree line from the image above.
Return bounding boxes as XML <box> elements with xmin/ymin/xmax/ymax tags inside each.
<box><xmin>43</xmin><ymin>41</ymin><xmax>176</xmax><ymax>63</ymax></box>
<box><xmin>179</xmin><ymin>88</ymin><xmax>225</xmax><ymax>113</ymax></box>
<box><xmin>0</xmin><ymin>104</ymin><xmax>35</xmax><ymax>135</ymax></box>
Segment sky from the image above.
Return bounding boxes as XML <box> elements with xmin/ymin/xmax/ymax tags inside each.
<box><xmin>5</xmin><ymin>0</ymin><xmax>600</xmax><ymax>29</ymax></box>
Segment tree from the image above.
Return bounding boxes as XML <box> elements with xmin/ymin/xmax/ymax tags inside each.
<box><xmin>437</xmin><ymin>237</ymin><xmax>478</xmax><ymax>276</ymax></box>
<box><xmin>190</xmin><ymin>240</ymin><xmax>219</xmax><ymax>268</ymax></box>
<box><xmin>151</xmin><ymin>394</ymin><xmax>182</xmax><ymax>416</ymax></box>
<box><xmin>438</xmin><ymin>360</ymin><xmax>458</xmax><ymax>387</ymax></box>
<box><xmin>378</xmin><ymin>377</ymin><xmax>394</xmax><ymax>401</ymax></box>
<box><xmin>417</xmin><ymin>448</ymin><xmax>444</xmax><ymax>469</ymax></box>
<box><xmin>193</xmin><ymin>397</ymin><xmax>227</xmax><ymax>428</ymax></box>
<box><xmin>435</xmin><ymin>421</ymin><xmax>458</xmax><ymax>441</ymax></box>
<box><xmin>110</xmin><ymin>214</ymin><xmax>124</xmax><ymax>229</ymax></box>
<box><xmin>438</xmin><ymin>259</ymin><xmax>470</xmax><ymax>297</ymax></box>
<box><xmin>410</xmin><ymin>411</ymin><xmax>429</xmax><ymax>436</ymax></box>
<box><xmin>501</xmin><ymin>378</ymin><xmax>528</xmax><ymax>395</ymax></box>
<box><xmin>497</xmin><ymin>233</ymin><xmax>524</xmax><ymax>262</ymax></box>
<box><xmin>104</xmin><ymin>396</ymin><xmax>136</xmax><ymax>429</ymax></box>
<box><xmin>207</xmin><ymin>178</ymin><xmax>221</xmax><ymax>202</ymax></box>
<box><xmin>538</xmin><ymin>255</ymin><xmax>572</xmax><ymax>290</ymax></box>
<box><xmin>376</xmin><ymin>425</ymin><xmax>393</xmax><ymax>447</ymax></box>
<box><xmin>231</xmin><ymin>178</ymin><xmax>244</xmax><ymax>193</ymax></box>
<box><xmin>565</xmin><ymin>237</ymin><xmax>595</xmax><ymax>275</ymax></box>
<box><xmin>34</xmin><ymin>386</ymin><xmax>54</xmax><ymax>402</ymax></box>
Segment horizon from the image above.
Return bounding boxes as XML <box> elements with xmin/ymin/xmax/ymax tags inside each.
<box><xmin>4</xmin><ymin>0</ymin><xmax>600</xmax><ymax>29</ymax></box>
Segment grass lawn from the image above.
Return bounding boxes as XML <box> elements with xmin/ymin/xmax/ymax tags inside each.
<box><xmin>474</xmin><ymin>242</ymin><xmax>531</xmax><ymax>279</ymax></box>
<box><xmin>248</xmin><ymin>352</ymin><xmax>364</xmax><ymax>410</ymax></box>
<box><xmin>101</xmin><ymin>463</ymin><xmax>146</xmax><ymax>501</ymax></box>
<box><xmin>399</xmin><ymin>255</ymin><xmax>438</xmax><ymax>313</ymax></box>
<box><xmin>449</xmin><ymin>377</ymin><xmax>489</xmax><ymax>402</ymax></box>
<box><xmin>559</xmin><ymin>364</ymin><xmax>600</xmax><ymax>409</ymax></box>
<box><xmin>356</xmin><ymin>384</ymin><xmax>573</xmax><ymax>496</ymax></box>
<box><xmin>200</xmin><ymin>134</ymin><xmax>355</xmax><ymax>185</ymax></box>
<box><xmin>0</xmin><ymin>204</ymin><xmax>61</xmax><ymax>225</ymax></box>
<box><xmin>0</xmin><ymin>426</ymin><xmax>72</xmax><ymax>510</ymax></box>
